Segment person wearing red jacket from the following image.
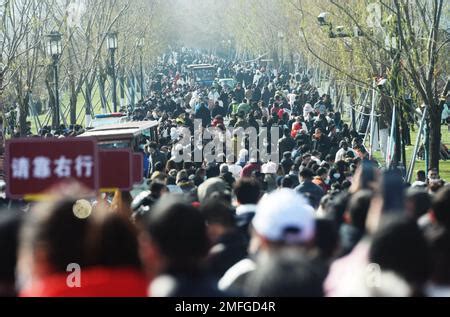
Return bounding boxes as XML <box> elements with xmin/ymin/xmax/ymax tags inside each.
<box><xmin>19</xmin><ymin>199</ymin><xmax>149</xmax><ymax>297</ymax></box>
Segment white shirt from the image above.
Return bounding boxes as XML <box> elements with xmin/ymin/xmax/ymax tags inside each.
<box><xmin>303</xmin><ymin>104</ymin><xmax>313</xmax><ymax>118</ymax></box>
<box><xmin>287</xmin><ymin>93</ymin><xmax>297</xmax><ymax>106</ymax></box>
<box><xmin>235</xmin><ymin>204</ymin><xmax>257</xmax><ymax>216</ymax></box>
<box><xmin>208</xmin><ymin>91</ymin><xmax>220</xmax><ymax>104</ymax></box>
<box><xmin>335</xmin><ymin>148</ymin><xmax>358</xmax><ymax>162</ymax></box>
<box><xmin>218</xmin><ymin>258</ymin><xmax>256</xmax><ymax>291</ymax></box>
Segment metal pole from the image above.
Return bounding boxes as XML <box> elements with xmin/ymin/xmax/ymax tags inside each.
<box><xmin>110</xmin><ymin>49</ymin><xmax>118</xmax><ymax>113</ymax></box>
<box><xmin>369</xmin><ymin>80</ymin><xmax>377</xmax><ymax>160</ymax></box>
<box><xmin>407</xmin><ymin>107</ymin><xmax>427</xmax><ymax>183</ymax></box>
<box><xmin>140</xmin><ymin>53</ymin><xmax>145</xmax><ymax>99</ymax></box>
<box><xmin>53</xmin><ymin>58</ymin><xmax>60</xmax><ymax>128</ymax></box>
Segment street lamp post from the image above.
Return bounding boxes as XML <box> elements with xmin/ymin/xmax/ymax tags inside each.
<box><xmin>47</xmin><ymin>31</ymin><xmax>62</xmax><ymax>130</ymax></box>
<box><xmin>137</xmin><ymin>37</ymin><xmax>145</xmax><ymax>100</ymax></box>
<box><xmin>107</xmin><ymin>32</ymin><xmax>118</xmax><ymax>113</ymax></box>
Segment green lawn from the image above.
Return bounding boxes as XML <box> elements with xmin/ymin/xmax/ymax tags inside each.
<box><xmin>371</xmin><ymin>125</ymin><xmax>450</xmax><ymax>181</ymax></box>
<box><xmin>29</xmin><ymin>82</ymin><xmax>141</xmax><ymax>134</ymax></box>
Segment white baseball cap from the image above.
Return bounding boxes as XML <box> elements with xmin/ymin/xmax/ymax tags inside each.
<box><xmin>252</xmin><ymin>189</ymin><xmax>316</xmax><ymax>244</ymax></box>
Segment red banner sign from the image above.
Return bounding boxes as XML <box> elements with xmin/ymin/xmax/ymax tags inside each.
<box><xmin>99</xmin><ymin>150</ymin><xmax>133</xmax><ymax>191</ymax></box>
<box><xmin>5</xmin><ymin>138</ymin><xmax>99</xmax><ymax>199</ymax></box>
<box><xmin>132</xmin><ymin>153</ymin><xmax>144</xmax><ymax>185</ymax></box>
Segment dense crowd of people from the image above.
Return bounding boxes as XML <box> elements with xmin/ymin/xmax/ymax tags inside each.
<box><xmin>0</xmin><ymin>49</ymin><xmax>449</xmax><ymax>297</ymax></box>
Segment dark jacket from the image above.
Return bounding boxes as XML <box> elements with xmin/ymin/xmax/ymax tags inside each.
<box><xmin>211</xmin><ymin>106</ymin><xmax>225</xmax><ymax>119</ymax></box>
<box><xmin>207</xmin><ymin>230</ymin><xmax>248</xmax><ymax>279</ymax></box>
<box><xmin>312</xmin><ymin>135</ymin><xmax>331</xmax><ymax>157</ymax></box>
<box><xmin>338</xmin><ymin>224</ymin><xmax>365</xmax><ymax>257</ymax></box>
<box><xmin>378</xmin><ymin>94</ymin><xmax>393</xmax><ymax>130</ymax></box>
<box><xmin>148</xmin><ymin>150</ymin><xmax>167</xmax><ymax>177</ymax></box>
<box><xmin>295</xmin><ymin>180</ymin><xmax>324</xmax><ymax>209</ymax></box>
<box><xmin>251</xmin><ymin>87</ymin><xmax>262</xmax><ymax>103</ymax></box>
<box><xmin>281</xmin><ymin>158</ymin><xmax>294</xmax><ymax>175</ymax></box>
<box><xmin>195</xmin><ymin>104</ymin><xmax>211</xmax><ymax>127</ymax></box>
<box><xmin>233</xmin><ymin>88</ymin><xmax>245</xmax><ymax>104</ymax></box>
<box><xmin>278</xmin><ymin>137</ymin><xmax>297</xmax><ymax>160</ymax></box>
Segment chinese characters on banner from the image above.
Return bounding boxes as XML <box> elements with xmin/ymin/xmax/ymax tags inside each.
<box><xmin>5</xmin><ymin>138</ymin><xmax>99</xmax><ymax>199</ymax></box>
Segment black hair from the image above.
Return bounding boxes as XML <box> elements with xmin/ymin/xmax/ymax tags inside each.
<box><xmin>315</xmin><ymin>218</ymin><xmax>339</xmax><ymax>260</ymax></box>
<box><xmin>234</xmin><ymin>178</ymin><xmax>261</xmax><ymax>205</ymax></box>
<box><xmin>405</xmin><ymin>189</ymin><xmax>431</xmax><ymax>220</ymax></box>
<box><xmin>299</xmin><ymin>168</ymin><xmax>314</xmax><ymax>180</ymax></box>
<box><xmin>144</xmin><ymin>195</ymin><xmax>209</xmax><ymax>272</ymax></box>
<box><xmin>325</xmin><ymin>192</ymin><xmax>351</xmax><ymax>227</ymax></box>
<box><xmin>369</xmin><ymin>216</ymin><xmax>430</xmax><ymax>288</ymax></box>
<box><xmin>148</xmin><ymin>142</ymin><xmax>158</xmax><ymax>150</ymax></box>
<box><xmin>93</xmin><ymin>213</ymin><xmax>142</xmax><ymax>269</ymax></box>
<box><xmin>432</xmin><ymin>187</ymin><xmax>450</xmax><ymax>228</ymax></box>
<box><xmin>428</xmin><ymin>229</ymin><xmax>450</xmax><ymax>285</ymax></box>
<box><xmin>20</xmin><ymin>200</ymin><xmax>94</xmax><ymax>273</ymax></box>
<box><xmin>150</xmin><ymin>181</ymin><xmax>167</xmax><ymax>197</ymax></box>
<box><xmin>281</xmin><ymin>176</ymin><xmax>294</xmax><ymax>189</ymax></box>
<box><xmin>154</xmin><ymin>162</ymin><xmax>164</xmax><ymax>172</ymax></box>
<box><xmin>200</xmin><ymin>201</ymin><xmax>236</xmax><ymax>229</ymax></box>
<box><xmin>0</xmin><ymin>211</ymin><xmax>22</xmax><ymax>288</ymax></box>
<box><xmin>416</xmin><ymin>170</ymin><xmax>426</xmax><ymax>182</ymax></box>
<box><xmin>347</xmin><ymin>190</ymin><xmax>372</xmax><ymax>230</ymax></box>
<box><xmin>316</xmin><ymin>167</ymin><xmax>328</xmax><ymax>177</ymax></box>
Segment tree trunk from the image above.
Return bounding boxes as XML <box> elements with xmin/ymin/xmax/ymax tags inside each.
<box><xmin>69</xmin><ymin>79</ymin><xmax>77</xmax><ymax>126</ymax></box>
<box><xmin>429</xmin><ymin>102</ymin><xmax>441</xmax><ymax>171</ymax></box>
<box><xmin>19</xmin><ymin>93</ymin><xmax>30</xmax><ymax>136</ymax></box>
<box><xmin>85</xmin><ymin>83</ymin><xmax>93</xmax><ymax>128</ymax></box>
<box><xmin>272</xmin><ymin>49</ymin><xmax>280</xmax><ymax>69</ymax></box>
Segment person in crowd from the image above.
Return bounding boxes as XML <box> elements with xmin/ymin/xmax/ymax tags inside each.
<box><xmin>295</xmin><ymin>168</ymin><xmax>324</xmax><ymax>209</ymax></box>
<box><xmin>197</xmin><ymin>177</ymin><xmax>229</xmax><ymax>206</ymax></box>
<box><xmin>234</xmin><ymin>178</ymin><xmax>262</xmax><ymax>241</ymax></box>
<box><xmin>335</xmin><ymin>141</ymin><xmax>357</xmax><ymax>162</ymax></box>
<box><xmin>241</xmin><ymin>157</ymin><xmax>261</xmax><ymax>178</ymax></box>
<box><xmin>219</xmin><ymin>164</ymin><xmax>236</xmax><ymax>189</ymax></box>
<box><xmin>201</xmin><ymin>201</ymin><xmax>248</xmax><ymax>280</ymax></box>
<box><xmin>338</xmin><ymin>190</ymin><xmax>372</xmax><ymax>257</ymax></box>
<box><xmin>405</xmin><ymin>188</ymin><xmax>432</xmax><ymax>222</ymax></box>
<box><xmin>195</xmin><ymin>101</ymin><xmax>212</xmax><ymax>128</ymax></box>
<box><xmin>312</xmin><ymin>167</ymin><xmax>330</xmax><ymax>194</ymax></box>
<box><xmin>312</xmin><ymin>128</ymin><xmax>330</xmax><ymax>157</ymax></box>
<box><xmin>140</xmin><ymin>195</ymin><xmax>224</xmax><ymax>297</ymax></box>
<box><xmin>278</xmin><ymin>128</ymin><xmax>297</xmax><ymax>162</ymax></box>
<box><xmin>411</xmin><ymin>170</ymin><xmax>427</xmax><ymax>188</ymax></box>
<box><xmin>369</xmin><ymin>217</ymin><xmax>430</xmax><ymax>296</ymax></box>
<box><xmin>219</xmin><ymin>189</ymin><xmax>320</xmax><ymax>295</ymax></box>
<box><xmin>146</xmin><ymin>142</ymin><xmax>168</xmax><ymax>178</ymax></box>
<box><xmin>0</xmin><ymin>211</ymin><xmax>22</xmax><ymax>297</ymax></box>
<box><xmin>280</xmin><ymin>152</ymin><xmax>294</xmax><ymax>175</ymax></box>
